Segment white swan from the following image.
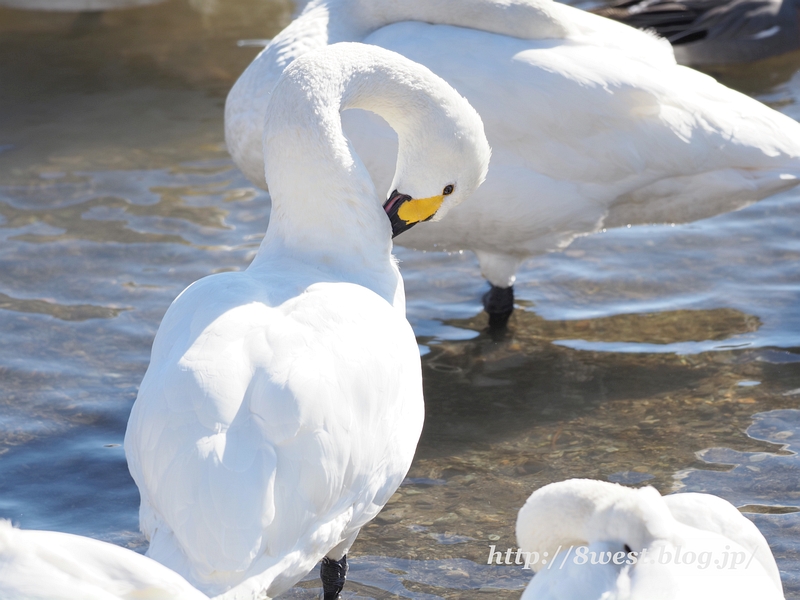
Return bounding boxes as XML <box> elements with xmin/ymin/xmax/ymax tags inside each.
<box><xmin>124</xmin><ymin>42</ymin><xmax>490</xmax><ymax>599</ymax></box>
<box><xmin>226</xmin><ymin>0</ymin><xmax>800</xmax><ymax>327</ymax></box>
<box><xmin>594</xmin><ymin>0</ymin><xmax>800</xmax><ymax>65</ymax></box>
<box><xmin>516</xmin><ymin>479</ymin><xmax>784</xmax><ymax>599</ymax></box>
<box><xmin>0</xmin><ymin>520</ymin><xmax>207</xmax><ymax>600</ymax></box>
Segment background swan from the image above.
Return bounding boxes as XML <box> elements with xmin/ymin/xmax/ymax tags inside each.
<box><xmin>516</xmin><ymin>479</ymin><xmax>784</xmax><ymax>599</ymax></box>
<box><xmin>0</xmin><ymin>521</ymin><xmax>207</xmax><ymax>600</ymax></box>
<box><xmin>594</xmin><ymin>0</ymin><xmax>800</xmax><ymax>65</ymax></box>
<box><xmin>124</xmin><ymin>42</ymin><xmax>490</xmax><ymax>599</ymax></box>
<box><xmin>226</xmin><ymin>0</ymin><xmax>800</xmax><ymax>327</ymax></box>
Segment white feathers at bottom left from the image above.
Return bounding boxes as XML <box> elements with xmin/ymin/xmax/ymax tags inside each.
<box><xmin>0</xmin><ymin>520</ymin><xmax>206</xmax><ymax>600</ymax></box>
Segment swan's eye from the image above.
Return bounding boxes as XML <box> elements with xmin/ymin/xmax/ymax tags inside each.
<box><xmin>443</xmin><ymin>184</ymin><xmax>454</xmax><ymax>195</ymax></box>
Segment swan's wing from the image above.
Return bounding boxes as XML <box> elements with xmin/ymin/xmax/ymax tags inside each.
<box><xmin>663</xmin><ymin>492</ymin><xmax>783</xmax><ymax>592</ymax></box>
<box><xmin>0</xmin><ymin>521</ymin><xmax>206</xmax><ymax>600</ymax></box>
<box><xmin>125</xmin><ymin>272</ymin><xmax>423</xmax><ymax>592</ymax></box>
<box><xmin>356</xmin><ymin>21</ymin><xmax>799</xmax><ymax>241</ymax></box>
<box><xmin>366</xmin><ymin>21</ymin><xmax>800</xmax><ymax>174</ymax></box>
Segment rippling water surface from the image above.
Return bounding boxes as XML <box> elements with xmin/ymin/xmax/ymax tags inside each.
<box><xmin>2</xmin><ymin>1</ymin><xmax>800</xmax><ymax>598</ymax></box>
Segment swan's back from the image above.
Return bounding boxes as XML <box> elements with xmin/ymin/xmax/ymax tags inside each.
<box><xmin>663</xmin><ymin>492</ymin><xmax>782</xmax><ymax>590</ymax></box>
<box><xmin>126</xmin><ymin>269</ymin><xmax>424</xmax><ymax>596</ymax></box>
<box><xmin>346</xmin><ymin>20</ymin><xmax>800</xmax><ymax>256</ymax></box>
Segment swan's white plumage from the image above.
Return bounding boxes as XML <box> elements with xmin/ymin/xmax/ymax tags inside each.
<box><xmin>226</xmin><ymin>0</ymin><xmax>800</xmax><ymax>288</ymax></box>
<box><xmin>125</xmin><ymin>42</ymin><xmax>489</xmax><ymax>599</ymax></box>
<box><xmin>516</xmin><ymin>479</ymin><xmax>784</xmax><ymax>600</ymax></box>
<box><xmin>663</xmin><ymin>491</ymin><xmax>784</xmax><ymax>591</ymax></box>
<box><xmin>0</xmin><ymin>520</ymin><xmax>207</xmax><ymax>600</ymax></box>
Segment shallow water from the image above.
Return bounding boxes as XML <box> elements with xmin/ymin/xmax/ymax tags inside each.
<box><xmin>2</xmin><ymin>1</ymin><xmax>800</xmax><ymax>598</ymax></box>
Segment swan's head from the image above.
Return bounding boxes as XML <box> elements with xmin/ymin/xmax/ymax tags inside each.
<box><xmin>371</xmin><ymin>54</ymin><xmax>491</xmax><ymax>238</ymax></box>
<box><xmin>382</xmin><ymin>183</ymin><xmax>458</xmax><ymax>238</ymax></box>
<box><xmin>261</xmin><ymin>41</ymin><xmax>490</xmax><ymax>243</ymax></box>
<box><xmin>517</xmin><ymin>479</ymin><xmax>677</xmax><ymax>572</ymax></box>
<box><xmin>382</xmin><ymin>123</ymin><xmax>490</xmax><ymax>237</ymax></box>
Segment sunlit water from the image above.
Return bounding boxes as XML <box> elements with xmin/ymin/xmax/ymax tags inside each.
<box><xmin>1</xmin><ymin>1</ymin><xmax>800</xmax><ymax>598</ymax></box>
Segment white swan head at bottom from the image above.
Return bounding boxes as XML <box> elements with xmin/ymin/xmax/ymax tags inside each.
<box><xmin>516</xmin><ymin>479</ymin><xmax>784</xmax><ymax>600</ymax></box>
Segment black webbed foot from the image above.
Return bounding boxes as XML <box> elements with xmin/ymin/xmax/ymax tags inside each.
<box><xmin>321</xmin><ymin>555</ymin><xmax>348</xmax><ymax>600</ymax></box>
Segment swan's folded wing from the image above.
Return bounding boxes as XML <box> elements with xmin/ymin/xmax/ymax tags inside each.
<box><xmin>125</xmin><ymin>274</ymin><xmax>423</xmax><ymax>586</ymax></box>
<box><xmin>664</xmin><ymin>492</ymin><xmax>783</xmax><ymax>592</ymax></box>
<box><xmin>362</xmin><ymin>21</ymin><xmax>800</xmax><ymax>225</ymax></box>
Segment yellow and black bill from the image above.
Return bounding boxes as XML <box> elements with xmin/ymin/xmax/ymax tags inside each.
<box><xmin>383</xmin><ymin>189</ymin><xmax>444</xmax><ymax>238</ymax></box>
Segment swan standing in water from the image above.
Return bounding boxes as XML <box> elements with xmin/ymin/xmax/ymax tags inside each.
<box><xmin>516</xmin><ymin>479</ymin><xmax>784</xmax><ymax>599</ymax></box>
<box><xmin>124</xmin><ymin>43</ymin><xmax>490</xmax><ymax>599</ymax></box>
<box><xmin>0</xmin><ymin>521</ymin><xmax>207</xmax><ymax>600</ymax></box>
<box><xmin>226</xmin><ymin>0</ymin><xmax>800</xmax><ymax>328</ymax></box>
<box><xmin>594</xmin><ymin>0</ymin><xmax>800</xmax><ymax>66</ymax></box>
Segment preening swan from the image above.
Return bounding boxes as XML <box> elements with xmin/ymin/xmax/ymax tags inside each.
<box><xmin>0</xmin><ymin>520</ymin><xmax>206</xmax><ymax>600</ymax></box>
<box><xmin>226</xmin><ymin>0</ymin><xmax>800</xmax><ymax>327</ymax></box>
<box><xmin>124</xmin><ymin>42</ymin><xmax>490</xmax><ymax>599</ymax></box>
<box><xmin>516</xmin><ymin>479</ymin><xmax>784</xmax><ymax>600</ymax></box>
<box><xmin>594</xmin><ymin>0</ymin><xmax>800</xmax><ymax>65</ymax></box>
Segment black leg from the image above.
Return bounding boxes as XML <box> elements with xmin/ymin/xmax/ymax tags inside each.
<box><xmin>321</xmin><ymin>555</ymin><xmax>348</xmax><ymax>600</ymax></box>
<box><xmin>482</xmin><ymin>284</ymin><xmax>514</xmax><ymax>329</ymax></box>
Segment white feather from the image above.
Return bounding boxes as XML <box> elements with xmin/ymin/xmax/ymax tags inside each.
<box><xmin>0</xmin><ymin>520</ymin><xmax>207</xmax><ymax>600</ymax></box>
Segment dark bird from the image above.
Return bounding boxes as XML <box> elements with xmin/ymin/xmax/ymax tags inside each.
<box><xmin>594</xmin><ymin>0</ymin><xmax>800</xmax><ymax>64</ymax></box>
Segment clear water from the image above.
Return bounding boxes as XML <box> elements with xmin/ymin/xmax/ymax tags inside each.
<box><xmin>1</xmin><ymin>1</ymin><xmax>800</xmax><ymax>598</ymax></box>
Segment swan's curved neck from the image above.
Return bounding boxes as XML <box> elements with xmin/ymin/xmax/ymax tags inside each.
<box><xmin>516</xmin><ymin>480</ymin><xmax>605</xmax><ymax>570</ymax></box>
<box><xmin>225</xmin><ymin>0</ymin><xmax>570</xmax><ymax>187</ymax></box>
<box><xmin>250</xmin><ymin>45</ymin><xmax>452</xmax><ymax>305</ymax></box>
<box><xmin>516</xmin><ymin>480</ymin><xmax>674</xmax><ymax>571</ymax></box>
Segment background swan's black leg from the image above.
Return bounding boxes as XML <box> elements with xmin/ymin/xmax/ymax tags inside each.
<box><xmin>482</xmin><ymin>284</ymin><xmax>514</xmax><ymax>329</ymax></box>
<box><xmin>321</xmin><ymin>555</ymin><xmax>348</xmax><ymax>600</ymax></box>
